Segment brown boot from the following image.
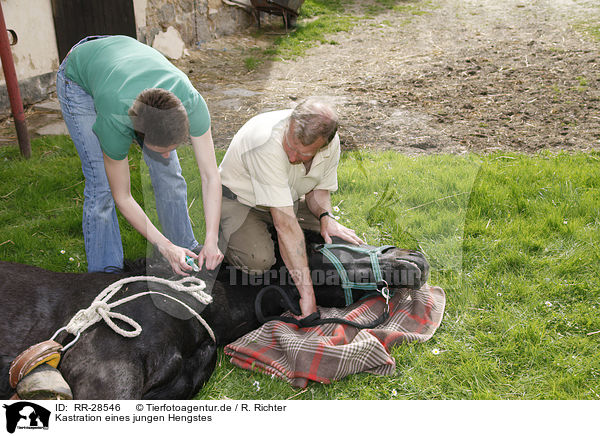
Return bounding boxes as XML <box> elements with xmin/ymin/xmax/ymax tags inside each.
<box><xmin>16</xmin><ymin>364</ymin><xmax>73</xmax><ymax>400</ymax></box>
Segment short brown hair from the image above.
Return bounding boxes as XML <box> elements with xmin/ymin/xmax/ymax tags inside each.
<box><xmin>290</xmin><ymin>98</ymin><xmax>338</xmax><ymax>146</ymax></box>
<box><xmin>128</xmin><ymin>88</ymin><xmax>189</xmax><ymax>147</ymax></box>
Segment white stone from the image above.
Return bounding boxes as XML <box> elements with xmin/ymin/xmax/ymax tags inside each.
<box><xmin>36</xmin><ymin>121</ymin><xmax>69</xmax><ymax>136</ymax></box>
<box><xmin>152</xmin><ymin>26</ymin><xmax>185</xmax><ymax>60</ymax></box>
<box><xmin>33</xmin><ymin>98</ymin><xmax>61</xmax><ymax>111</ymax></box>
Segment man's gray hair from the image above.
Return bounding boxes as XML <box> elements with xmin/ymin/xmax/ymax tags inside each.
<box><xmin>290</xmin><ymin>98</ymin><xmax>338</xmax><ymax>146</ymax></box>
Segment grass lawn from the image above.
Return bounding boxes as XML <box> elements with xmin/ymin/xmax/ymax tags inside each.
<box><xmin>1</xmin><ymin>138</ymin><xmax>598</xmax><ymax>400</ymax></box>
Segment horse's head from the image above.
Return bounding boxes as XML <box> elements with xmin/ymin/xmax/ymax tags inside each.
<box><xmin>308</xmin><ymin>242</ymin><xmax>427</xmax><ymax>287</ymax></box>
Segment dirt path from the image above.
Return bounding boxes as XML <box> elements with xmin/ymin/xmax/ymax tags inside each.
<box><xmin>180</xmin><ymin>0</ymin><xmax>600</xmax><ymax>154</ymax></box>
<box><xmin>2</xmin><ymin>0</ymin><xmax>599</xmax><ymax>154</ymax></box>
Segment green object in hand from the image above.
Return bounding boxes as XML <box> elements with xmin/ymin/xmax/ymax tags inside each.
<box><xmin>185</xmin><ymin>255</ymin><xmax>200</xmax><ymax>272</ymax></box>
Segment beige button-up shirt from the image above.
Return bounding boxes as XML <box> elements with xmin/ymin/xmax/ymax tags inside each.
<box><xmin>219</xmin><ymin>109</ymin><xmax>340</xmax><ymax>209</ymax></box>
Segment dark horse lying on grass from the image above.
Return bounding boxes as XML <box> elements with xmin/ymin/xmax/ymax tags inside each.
<box><xmin>0</xmin><ymin>234</ymin><xmax>428</xmax><ymax>400</ymax></box>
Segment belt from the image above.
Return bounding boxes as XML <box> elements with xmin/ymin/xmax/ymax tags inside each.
<box><xmin>222</xmin><ymin>185</ymin><xmax>238</xmax><ymax>201</ymax></box>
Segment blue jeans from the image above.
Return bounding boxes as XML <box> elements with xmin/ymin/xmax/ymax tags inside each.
<box><xmin>56</xmin><ymin>51</ymin><xmax>198</xmax><ymax>272</ymax></box>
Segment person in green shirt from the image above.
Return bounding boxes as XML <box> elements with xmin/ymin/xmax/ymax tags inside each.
<box><xmin>56</xmin><ymin>35</ymin><xmax>223</xmax><ymax>275</ymax></box>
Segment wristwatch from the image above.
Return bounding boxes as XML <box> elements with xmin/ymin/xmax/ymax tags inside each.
<box><xmin>318</xmin><ymin>211</ymin><xmax>337</xmax><ymax>221</ymax></box>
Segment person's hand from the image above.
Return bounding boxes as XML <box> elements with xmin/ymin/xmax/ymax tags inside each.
<box><xmin>295</xmin><ymin>293</ymin><xmax>317</xmax><ymax>319</ymax></box>
<box><xmin>320</xmin><ymin>216</ymin><xmax>365</xmax><ymax>245</ymax></box>
<box><xmin>196</xmin><ymin>240</ymin><xmax>224</xmax><ymax>270</ymax></box>
<box><xmin>157</xmin><ymin>242</ymin><xmax>196</xmax><ymax>276</ymax></box>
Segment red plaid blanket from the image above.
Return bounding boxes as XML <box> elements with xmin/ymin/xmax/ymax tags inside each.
<box><xmin>224</xmin><ymin>284</ymin><xmax>445</xmax><ymax>388</ymax></box>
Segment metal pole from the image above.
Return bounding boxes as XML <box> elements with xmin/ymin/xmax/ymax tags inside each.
<box><xmin>0</xmin><ymin>2</ymin><xmax>31</xmax><ymax>158</ymax></box>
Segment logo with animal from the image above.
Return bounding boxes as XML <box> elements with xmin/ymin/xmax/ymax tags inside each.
<box><xmin>3</xmin><ymin>401</ymin><xmax>51</xmax><ymax>433</ymax></box>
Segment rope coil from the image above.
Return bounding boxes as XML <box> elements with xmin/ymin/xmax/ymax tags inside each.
<box><xmin>61</xmin><ymin>275</ymin><xmax>215</xmax><ymax>344</ymax></box>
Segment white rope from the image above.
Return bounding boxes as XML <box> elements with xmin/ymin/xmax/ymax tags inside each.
<box><xmin>64</xmin><ymin>276</ymin><xmax>216</xmax><ymax>343</ymax></box>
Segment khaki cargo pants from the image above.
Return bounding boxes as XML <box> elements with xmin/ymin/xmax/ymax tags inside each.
<box><xmin>220</xmin><ymin>197</ymin><xmax>321</xmax><ymax>275</ymax></box>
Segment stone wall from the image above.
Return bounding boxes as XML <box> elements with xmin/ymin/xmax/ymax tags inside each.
<box><xmin>1</xmin><ymin>0</ymin><xmax>255</xmax><ymax>114</ymax></box>
<box><xmin>139</xmin><ymin>0</ymin><xmax>254</xmax><ymax>48</ymax></box>
<box><xmin>0</xmin><ymin>72</ymin><xmax>56</xmax><ymax>116</ymax></box>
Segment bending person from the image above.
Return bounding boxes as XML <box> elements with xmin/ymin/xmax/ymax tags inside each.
<box><xmin>219</xmin><ymin>98</ymin><xmax>364</xmax><ymax>318</ymax></box>
<box><xmin>57</xmin><ymin>35</ymin><xmax>223</xmax><ymax>275</ymax></box>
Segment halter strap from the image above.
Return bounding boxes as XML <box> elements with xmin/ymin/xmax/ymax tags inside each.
<box><xmin>315</xmin><ymin>244</ymin><xmax>394</xmax><ymax>305</ymax></box>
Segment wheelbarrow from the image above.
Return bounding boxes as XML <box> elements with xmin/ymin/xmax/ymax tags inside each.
<box><xmin>250</xmin><ymin>0</ymin><xmax>305</xmax><ymax>30</ymax></box>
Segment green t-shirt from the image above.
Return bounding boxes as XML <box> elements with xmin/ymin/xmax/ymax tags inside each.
<box><xmin>65</xmin><ymin>35</ymin><xmax>210</xmax><ymax>160</ymax></box>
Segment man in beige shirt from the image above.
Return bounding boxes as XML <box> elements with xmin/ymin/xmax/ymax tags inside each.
<box><xmin>219</xmin><ymin>98</ymin><xmax>364</xmax><ymax>318</ymax></box>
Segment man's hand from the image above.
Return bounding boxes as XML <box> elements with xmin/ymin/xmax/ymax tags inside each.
<box><xmin>196</xmin><ymin>240</ymin><xmax>224</xmax><ymax>270</ymax></box>
<box><xmin>271</xmin><ymin>206</ymin><xmax>318</xmax><ymax>319</ymax></box>
<box><xmin>320</xmin><ymin>216</ymin><xmax>365</xmax><ymax>245</ymax></box>
<box><xmin>305</xmin><ymin>189</ymin><xmax>365</xmax><ymax>245</ymax></box>
<box><xmin>297</xmin><ymin>293</ymin><xmax>317</xmax><ymax>320</ymax></box>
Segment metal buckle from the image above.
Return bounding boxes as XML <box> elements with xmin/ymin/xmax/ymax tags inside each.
<box><xmin>378</xmin><ymin>280</ymin><xmax>390</xmax><ymax>306</ymax></box>
<box><xmin>50</xmin><ymin>327</ymin><xmax>81</xmax><ymax>352</ymax></box>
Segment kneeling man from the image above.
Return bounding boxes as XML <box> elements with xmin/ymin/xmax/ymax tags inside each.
<box><xmin>219</xmin><ymin>98</ymin><xmax>364</xmax><ymax>318</ymax></box>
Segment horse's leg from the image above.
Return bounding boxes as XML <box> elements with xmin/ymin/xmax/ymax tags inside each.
<box><xmin>65</xmin><ymin>360</ymin><xmax>143</xmax><ymax>400</ymax></box>
<box><xmin>59</xmin><ymin>329</ymin><xmax>144</xmax><ymax>400</ymax></box>
<box><xmin>60</xmin><ymin>324</ymin><xmax>217</xmax><ymax>400</ymax></box>
<box><xmin>142</xmin><ymin>336</ymin><xmax>217</xmax><ymax>400</ymax></box>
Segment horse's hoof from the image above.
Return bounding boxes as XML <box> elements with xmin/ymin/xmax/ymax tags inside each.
<box><xmin>16</xmin><ymin>364</ymin><xmax>73</xmax><ymax>400</ymax></box>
